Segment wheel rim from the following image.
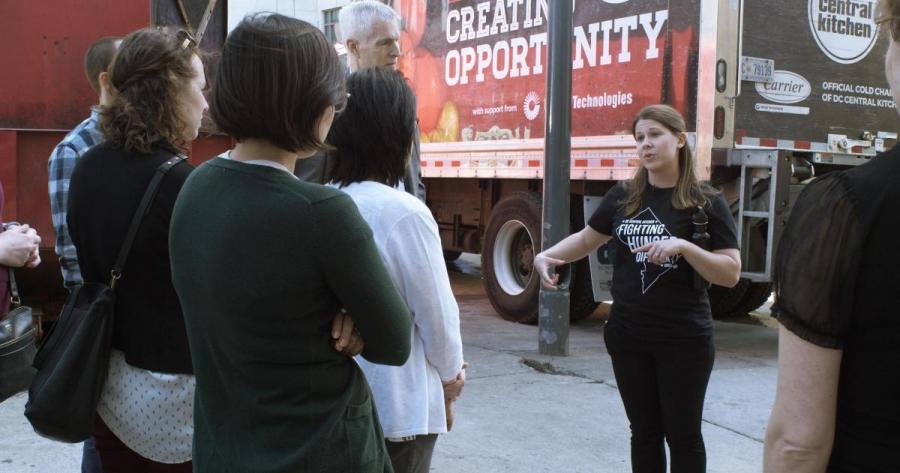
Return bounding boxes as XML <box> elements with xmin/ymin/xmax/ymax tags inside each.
<box><xmin>493</xmin><ymin>219</ymin><xmax>535</xmax><ymax>296</ymax></box>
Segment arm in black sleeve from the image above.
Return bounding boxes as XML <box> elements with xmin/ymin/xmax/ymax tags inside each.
<box><xmin>772</xmin><ymin>174</ymin><xmax>862</xmax><ymax>349</ymax></box>
<box><xmin>587</xmin><ymin>183</ymin><xmax>625</xmax><ymax>235</ymax></box>
<box><xmin>707</xmin><ymin>194</ymin><xmax>739</xmax><ymax>250</ymax></box>
<box><xmin>312</xmin><ymin>194</ymin><xmax>412</xmax><ymax>365</ymax></box>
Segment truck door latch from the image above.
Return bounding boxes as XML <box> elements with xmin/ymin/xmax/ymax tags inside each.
<box><xmin>828</xmin><ymin>134</ymin><xmax>872</xmax><ymax>153</ymax></box>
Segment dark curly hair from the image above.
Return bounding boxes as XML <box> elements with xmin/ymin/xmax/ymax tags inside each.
<box><xmin>327</xmin><ymin>68</ymin><xmax>416</xmax><ymax>188</ymax></box>
<box><xmin>99</xmin><ymin>28</ymin><xmax>200</xmax><ymax>153</ymax></box>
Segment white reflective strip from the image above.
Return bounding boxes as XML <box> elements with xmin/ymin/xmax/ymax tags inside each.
<box><xmin>735</xmin><ymin>137</ymin><xmax>835</xmax><ymax>153</ymax></box>
<box><xmin>777</xmin><ymin>139</ymin><xmax>794</xmax><ymax>149</ymax></box>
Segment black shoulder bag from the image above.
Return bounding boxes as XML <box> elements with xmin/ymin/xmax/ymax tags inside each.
<box><xmin>0</xmin><ymin>269</ymin><xmax>36</xmax><ymax>402</ymax></box>
<box><xmin>25</xmin><ymin>156</ymin><xmax>185</xmax><ymax>442</ymax></box>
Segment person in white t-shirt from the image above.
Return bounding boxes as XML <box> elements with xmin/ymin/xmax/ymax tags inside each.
<box><xmin>326</xmin><ymin>67</ymin><xmax>466</xmax><ymax>473</ymax></box>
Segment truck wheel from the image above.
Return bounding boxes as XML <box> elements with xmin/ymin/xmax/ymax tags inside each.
<box><xmin>727</xmin><ymin>282</ymin><xmax>773</xmax><ymax>317</ymax></box>
<box><xmin>708</xmin><ymin>278</ymin><xmax>749</xmax><ymax>318</ymax></box>
<box><xmin>483</xmin><ymin>192</ymin><xmax>542</xmax><ymax>324</ymax></box>
<box><xmin>568</xmin><ymin>197</ymin><xmax>599</xmax><ymax>322</ymax></box>
<box><xmin>443</xmin><ymin>250</ymin><xmax>462</xmax><ymax>262</ymax></box>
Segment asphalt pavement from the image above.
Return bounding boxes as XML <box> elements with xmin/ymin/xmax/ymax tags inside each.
<box><xmin>0</xmin><ymin>254</ymin><xmax>778</xmax><ymax>472</ymax></box>
<box><xmin>431</xmin><ymin>255</ymin><xmax>776</xmax><ymax>473</ymax></box>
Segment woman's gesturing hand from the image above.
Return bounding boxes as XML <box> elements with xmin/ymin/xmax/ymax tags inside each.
<box><xmin>533</xmin><ymin>253</ymin><xmax>566</xmax><ymax>290</ymax></box>
<box><xmin>632</xmin><ymin>238</ymin><xmax>684</xmax><ymax>266</ymax></box>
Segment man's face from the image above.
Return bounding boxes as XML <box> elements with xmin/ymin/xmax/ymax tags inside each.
<box><xmin>351</xmin><ymin>19</ymin><xmax>401</xmax><ymax>70</ymax></box>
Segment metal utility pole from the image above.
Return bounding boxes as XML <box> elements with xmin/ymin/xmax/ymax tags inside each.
<box><xmin>538</xmin><ymin>0</ymin><xmax>573</xmax><ymax>356</ymax></box>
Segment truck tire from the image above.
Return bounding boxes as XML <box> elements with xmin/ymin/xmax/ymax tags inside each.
<box><xmin>568</xmin><ymin>197</ymin><xmax>600</xmax><ymax>322</ymax></box>
<box><xmin>727</xmin><ymin>282</ymin><xmax>773</xmax><ymax>317</ymax></box>
<box><xmin>708</xmin><ymin>278</ymin><xmax>750</xmax><ymax>318</ymax></box>
<box><xmin>482</xmin><ymin>192</ymin><xmax>542</xmax><ymax>324</ymax></box>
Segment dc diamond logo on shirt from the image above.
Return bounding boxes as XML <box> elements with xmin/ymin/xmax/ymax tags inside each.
<box><xmin>615</xmin><ymin>207</ymin><xmax>680</xmax><ymax>294</ymax></box>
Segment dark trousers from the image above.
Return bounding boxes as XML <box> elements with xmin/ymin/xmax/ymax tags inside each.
<box><xmin>385</xmin><ymin>434</ymin><xmax>439</xmax><ymax>473</ymax></box>
<box><xmin>93</xmin><ymin>416</ymin><xmax>192</xmax><ymax>473</ymax></box>
<box><xmin>604</xmin><ymin>324</ymin><xmax>715</xmax><ymax>473</ymax></box>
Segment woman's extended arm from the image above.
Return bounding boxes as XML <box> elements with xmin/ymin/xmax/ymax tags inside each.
<box><xmin>764</xmin><ymin>325</ymin><xmax>842</xmax><ymax>473</ymax></box>
<box><xmin>534</xmin><ymin>226</ymin><xmax>611</xmax><ymax>289</ymax></box>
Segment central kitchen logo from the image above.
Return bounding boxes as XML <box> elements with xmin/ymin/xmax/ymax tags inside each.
<box><xmin>755</xmin><ymin>70</ymin><xmax>812</xmax><ymax>104</ymax></box>
<box><xmin>808</xmin><ymin>0</ymin><xmax>878</xmax><ymax>64</ymax></box>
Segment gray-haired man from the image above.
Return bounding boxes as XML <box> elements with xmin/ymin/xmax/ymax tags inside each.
<box><xmin>294</xmin><ymin>0</ymin><xmax>425</xmax><ymax>202</ymax></box>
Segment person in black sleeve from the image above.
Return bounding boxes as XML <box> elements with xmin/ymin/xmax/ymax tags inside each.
<box><xmin>763</xmin><ymin>2</ymin><xmax>900</xmax><ymax>471</ymax></box>
<box><xmin>534</xmin><ymin>104</ymin><xmax>741</xmax><ymax>473</ymax></box>
<box><xmin>66</xmin><ymin>27</ymin><xmax>206</xmax><ymax>471</ymax></box>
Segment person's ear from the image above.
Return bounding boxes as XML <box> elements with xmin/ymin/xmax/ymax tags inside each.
<box><xmin>345</xmin><ymin>38</ymin><xmax>360</xmax><ymax>58</ymax></box>
<box><xmin>677</xmin><ymin>132</ymin><xmax>686</xmax><ymax>149</ymax></box>
<box><xmin>98</xmin><ymin>71</ymin><xmax>111</xmax><ymax>93</ymax></box>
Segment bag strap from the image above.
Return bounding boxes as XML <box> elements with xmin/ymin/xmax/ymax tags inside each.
<box><xmin>9</xmin><ymin>269</ymin><xmax>21</xmax><ymax>306</ymax></box>
<box><xmin>110</xmin><ymin>156</ymin><xmax>187</xmax><ymax>288</ymax></box>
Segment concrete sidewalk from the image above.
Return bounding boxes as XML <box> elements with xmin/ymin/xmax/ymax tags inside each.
<box><xmin>431</xmin><ymin>261</ymin><xmax>776</xmax><ymax>473</ymax></box>
<box><xmin>0</xmin><ymin>256</ymin><xmax>778</xmax><ymax>472</ymax></box>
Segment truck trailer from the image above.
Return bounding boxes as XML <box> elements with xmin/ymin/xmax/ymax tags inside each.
<box><xmin>394</xmin><ymin>0</ymin><xmax>898</xmax><ymax>322</ymax></box>
<box><xmin>2</xmin><ymin>0</ymin><xmax>897</xmax><ymax>325</ymax></box>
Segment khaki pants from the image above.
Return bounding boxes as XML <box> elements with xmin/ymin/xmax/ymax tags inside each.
<box><xmin>385</xmin><ymin>434</ymin><xmax>439</xmax><ymax>473</ymax></box>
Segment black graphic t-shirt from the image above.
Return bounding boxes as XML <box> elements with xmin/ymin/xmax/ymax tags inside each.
<box><xmin>588</xmin><ymin>183</ymin><xmax>738</xmax><ymax>340</ymax></box>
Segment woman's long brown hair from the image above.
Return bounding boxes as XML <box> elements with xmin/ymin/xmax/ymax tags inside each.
<box><xmin>620</xmin><ymin>104</ymin><xmax>717</xmax><ymax>216</ymax></box>
<box><xmin>99</xmin><ymin>28</ymin><xmax>199</xmax><ymax>153</ymax></box>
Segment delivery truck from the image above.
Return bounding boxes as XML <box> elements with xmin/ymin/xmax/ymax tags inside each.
<box><xmin>391</xmin><ymin>0</ymin><xmax>899</xmax><ymax>322</ymax></box>
<box><xmin>3</xmin><ymin>0</ymin><xmax>897</xmax><ymax>325</ymax></box>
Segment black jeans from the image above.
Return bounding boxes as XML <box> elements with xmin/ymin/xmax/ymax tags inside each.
<box><xmin>604</xmin><ymin>324</ymin><xmax>715</xmax><ymax>473</ymax></box>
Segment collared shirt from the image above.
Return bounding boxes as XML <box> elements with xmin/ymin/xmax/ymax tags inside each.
<box><xmin>330</xmin><ymin>180</ymin><xmax>463</xmax><ymax>438</ymax></box>
<box><xmin>48</xmin><ymin>108</ymin><xmax>104</xmax><ymax>288</ymax></box>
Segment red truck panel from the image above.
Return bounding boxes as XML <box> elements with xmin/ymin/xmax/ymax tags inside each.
<box><xmin>0</xmin><ymin>1</ymin><xmax>230</xmax><ymax>315</ymax></box>
<box><xmin>0</xmin><ymin>1</ymin><xmax>149</xmax><ymax>130</ymax></box>
<box><xmin>399</xmin><ymin>0</ymin><xmax>700</xmax><ymax>144</ymax></box>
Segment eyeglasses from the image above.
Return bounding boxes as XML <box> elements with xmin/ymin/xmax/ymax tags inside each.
<box><xmin>876</xmin><ymin>16</ymin><xmax>900</xmax><ymax>42</ymax></box>
<box><xmin>334</xmin><ymin>93</ymin><xmax>351</xmax><ymax>114</ymax></box>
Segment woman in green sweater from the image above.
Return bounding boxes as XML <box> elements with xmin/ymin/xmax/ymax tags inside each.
<box><xmin>169</xmin><ymin>14</ymin><xmax>411</xmax><ymax>473</ymax></box>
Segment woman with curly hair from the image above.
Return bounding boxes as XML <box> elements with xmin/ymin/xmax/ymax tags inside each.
<box><xmin>66</xmin><ymin>27</ymin><xmax>206</xmax><ymax>471</ymax></box>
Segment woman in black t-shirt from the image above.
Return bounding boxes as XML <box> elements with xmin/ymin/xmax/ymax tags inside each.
<box><xmin>534</xmin><ymin>105</ymin><xmax>741</xmax><ymax>473</ymax></box>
